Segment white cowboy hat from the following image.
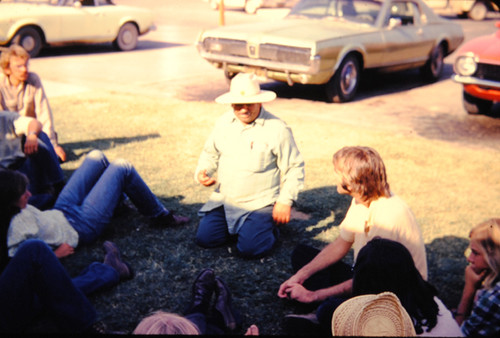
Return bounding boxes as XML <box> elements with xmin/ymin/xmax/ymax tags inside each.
<box><xmin>215</xmin><ymin>73</ymin><xmax>276</xmax><ymax>104</ymax></box>
<box><xmin>331</xmin><ymin>292</ymin><xmax>416</xmax><ymax>336</ymax></box>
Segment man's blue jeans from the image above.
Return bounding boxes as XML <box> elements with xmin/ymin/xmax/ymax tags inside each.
<box><xmin>17</xmin><ymin>132</ymin><xmax>65</xmax><ymax>209</ymax></box>
<box><xmin>54</xmin><ymin>149</ymin><xmax>167</xmax><ymax>245</ymax></box>
<box><xmin>0</xmin><ymin>239</ymin><xmax>97</xmax><ymax>333</ymax></box>
<box><xmin>196</xmin><ymin>205</ymin><xmax>278</xmax><ymax>258</ymax></box>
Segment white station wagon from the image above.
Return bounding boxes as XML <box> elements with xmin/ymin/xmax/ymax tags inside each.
<box><xmin>0</xmin><ymin>0</ymin><xmax>156</xmax><ymax>57</ymax></box>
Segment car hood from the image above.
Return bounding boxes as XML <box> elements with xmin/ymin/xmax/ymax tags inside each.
<box><xmin>0</xmin><ymin>3</ymin><xmax>57</xmax><ymax>17</ymax></box>
<box><xmin>201</xmin><ymin>18</ymin><xmax>376</xmax><ymax>48</ymax></box>
<box><xmin>458</xmin><ymin>33</ymin><xmax>500</xmax><ymax>63</ymax></box>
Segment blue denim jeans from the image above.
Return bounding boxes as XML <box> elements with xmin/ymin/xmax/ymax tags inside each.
<box><xmin>17</xmin><ymin>132</ymin><xmax>65</xmax><ymax>209</ymax></box>
<box><xmin>186</xmin><ymin>312</ymin><xmax>225</xmax><ymax>335</ymax></box>
<box><xmin>53</xmin><ymin>149</ymin><xmax>168</xmax><ymax>245</ymax></box>
<box><xmin>195</xmin><ymin>205</ymin><xmax>278</xmax><ymax>258</ymax></box>
<box><xmin>0</xmin><ymin>239</ymin><xmax>97</xmax><ymax>333</ymax></box>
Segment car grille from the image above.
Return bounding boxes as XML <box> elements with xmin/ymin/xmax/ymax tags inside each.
<box><xmin>203</xmin><ymin>38</ymin><xmax>311</xmax><ymax>65</ymax></box>
<box><xmin>203</xmin><ymin>38</ymin><xmax>248</xmax><ymax>57</ymax></box>
<box><xmin>475</xmin><ymin>63</ymin><xmax>500</xmax><ymax>82</ymax></box>
<box><xmin>259</xmin><ymin>44</ymin><xmax>311</xmax><ymax>65</ymax></box>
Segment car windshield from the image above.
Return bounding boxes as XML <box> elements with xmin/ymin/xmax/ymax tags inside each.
<box><xmin>287</xmin><ymin>0</ymin><xmax>383</xmax><ymax>24</ymax></box>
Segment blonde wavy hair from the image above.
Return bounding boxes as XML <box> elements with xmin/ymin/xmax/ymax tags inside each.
<box><xmin>1</xmin><ymin>44</ymin><xmax>30</xmax><ymax>73</ymax></box>
<box><xmin>332</xmin><ymin>146</ymin><xmax>391</xmax><ymax>204</ymax></box>
<box><xmin>133</xmin><ymin>311</ymin><xmax>200</xmax><ymax>335</ymax></box>
<box><xmin>469</xmin><ymin>218</ymin><xmax>500</xmax><ymax>288</ymax></box>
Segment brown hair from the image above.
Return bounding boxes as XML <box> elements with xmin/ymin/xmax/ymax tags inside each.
<box><xmin>332</xmin><ymin>146</ymin><xmax>391</xmax><ymax>203</ymax></box>
<box><xmin>0</xmin><ymin>45</ymin><xmax>30</xmax><ymax>73</ymax></box>
<box><xmin>469</xmin><ymin>218</ymin><xmax>500</xmax><ymax>288</ymax></box>
<box><xmin>133</xmin><ymin>311</ymin><xmax>200</xmax><ymax>335</ymax></box>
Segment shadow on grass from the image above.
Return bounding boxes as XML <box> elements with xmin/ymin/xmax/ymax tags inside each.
<box><xmin>61</xmin><ymin>133</ymin><xmax>161</xmax><ymax>162</ymax></box>
<box><xmin>54</xmin><ymin>184</ymin><xmax>351</xmax><ymax>334</ymax></box>
<box><xmin>426</xmin><ymin>235</ymin><xmax>469</xmax><ymax>310</ymax></box>
<box><xmin>41</xmin><ymin>184</ymin><xmax>470</xmax><ymax>335</ymax></box>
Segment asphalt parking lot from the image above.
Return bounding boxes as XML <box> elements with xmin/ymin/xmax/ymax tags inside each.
<box><xmin>29</xmin><ymin>0</ymin><xmax>500</xmax><ymax>151</ymax></box>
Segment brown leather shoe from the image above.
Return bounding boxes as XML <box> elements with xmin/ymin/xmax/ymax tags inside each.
<box><xmin>103</xmin><ymin>241</ymin><xmax>133</xmax><ymax>280</ymax></box>
<box><xmin>151</xmin><ymin>212</ymin><xmax>190</xmax><ymax>227</ymax></box>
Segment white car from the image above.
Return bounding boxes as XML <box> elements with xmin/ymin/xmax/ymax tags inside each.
<box><xmin>0</xmin><ymin>0</ymin><xmax>156</xmax><ymax>57</ymax></box>
<box><xmin>208</xmin><ymin>0</ymin><xmax>300</xmax><ymax>14</ymax></box>
<box><xmin>424</xmin><ymin>0</ymin><xmax>500</xmax><ymax>21</ymax></box>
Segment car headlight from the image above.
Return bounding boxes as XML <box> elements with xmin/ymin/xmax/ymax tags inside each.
<box><xmin>454</xmin><ymin>54</ymin><xmax>477</xmax><ymax>76</ymax></box>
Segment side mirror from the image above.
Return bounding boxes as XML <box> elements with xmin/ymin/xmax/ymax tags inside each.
<box><xmin>388</xmin><ymin>17</ymin><xmax>402</xmax><ymax>28</ymax></box>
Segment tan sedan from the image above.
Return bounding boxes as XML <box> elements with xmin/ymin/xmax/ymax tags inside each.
<box><xmin>197</xmin><ymin>0</ymin><xmax>464</xmax><ymax>102</ymax></box>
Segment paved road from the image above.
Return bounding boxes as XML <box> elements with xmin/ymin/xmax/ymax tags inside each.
<box><xmin>29</xmin><ymin>0</ymin><xmax>500</xmax><ymax>150</ymax></box>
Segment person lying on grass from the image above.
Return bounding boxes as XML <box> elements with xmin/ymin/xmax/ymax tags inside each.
<box><xmin>3</xmin><ymin>149</ymin><xmax>189</xmax><ymax>258</ymax></box>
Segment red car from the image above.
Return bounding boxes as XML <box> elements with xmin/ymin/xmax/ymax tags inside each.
<box><xmin>453</xmin><ymin>21</ymin><xmax>500</xmax><ymax>114</ymax></box>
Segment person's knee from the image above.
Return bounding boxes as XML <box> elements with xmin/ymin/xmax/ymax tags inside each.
<box><xmin>87</xmin><ymin>149</ymin><xmax>106</xmax><ymax>161</ymax></box>
<box><xmin>237</xmin><ymin>235</ymin><xmax>275</xmax><ymax>258</ymax></box>
<box><xmin>110</xmin><ymin>158</ymin><xmax>133</xmax><ymax>172</ymax></box>
<box><xmin>194</xmin><ymin>228</ymin><xmax>210</xmax><ymax>247</ymax></box>
<box><xmin>195</xmin><ymin>229</ymin><xmax>222</xmax><ymax>248</ymax></box>
<box><xmin>16</xmin><ymin>239</ymin><xmax>51</xmax><ymax>257</ymax></box>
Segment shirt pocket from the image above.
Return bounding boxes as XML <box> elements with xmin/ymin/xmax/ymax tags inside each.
<box><xmin>245</xmin><ymin>141</ymin><xmax>272</xmax><ymax>172</ymax></box>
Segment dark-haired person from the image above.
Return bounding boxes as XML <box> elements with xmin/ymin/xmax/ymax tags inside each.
<box><xmin>278</xmin><ymin>146</ymin><xmax>426</xmax><ymax>334</ymax></box>
<box><xmin>455</xmin><ymin>218</ymin><xmax>500</xmax><ymax>337</ymax></box>
<box><xmin>1</xmin><ymin>111</ymin><xmax>65</xmax><ymax>209</ymax></box>
<box><xmin>4</xmin><ymin>150</ymin><xmax>189</xmax><ymax>258</ymax></box>
<box><xmin>0</xmin><ymin>169</ymin><xmax>132</xmax><ymax>333</ymax></box>
<box><xmin>352</xmin><ymin>238</ymin><xmax>463</xmax><ymax>336</ymax></box>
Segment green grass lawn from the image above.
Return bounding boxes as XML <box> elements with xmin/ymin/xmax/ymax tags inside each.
<box><xmin>50</xmin><ymin>91</ymin><xmax>500</xmax><ymax>334</ymax></box>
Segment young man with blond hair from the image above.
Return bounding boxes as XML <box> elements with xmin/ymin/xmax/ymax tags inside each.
<box><xmin>278</xmin><ymin>146</ymin><xmax>426</xmax><ymax>334</ymax></box>
<box><xmin>0</xmin><ymin>44</ymin><xmax>66</xmax><ymax>162</ymax></box>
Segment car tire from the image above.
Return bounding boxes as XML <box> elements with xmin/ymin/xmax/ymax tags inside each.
<box><xmin>11</xmin><ymin>26</ymin><xmax>43</xmax><ymax>57</ymax></box>
<box><xmin>463</xmin><ymin>90</ymin><xmax>493</xmax><ymax>114</ymax></box>
<box><xmin>421</xmin><ymin>43</ymin><xmax>444</xmax><ymax>83</ymax></box>
<box><xmin>245</xmin><ymin>0</ymin><xmax>259</xmax><ymax>14</ymax></box>
<box><xmin>467</xmin><ymin>1</ymin><xmax>488</xmax><ymax>21</ymax></box>
<box><xmin>113</xmin><ymin>22</ymin><xmax>138</xmax><ymax>51</ymax></box>
<box><xmin>325</xmin><ymin>54</ymin><xmax>361</xmax><ymax>103</ymax></box>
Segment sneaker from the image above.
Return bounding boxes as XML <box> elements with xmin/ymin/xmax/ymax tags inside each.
<box><xmin>151</xmin><ymin>212</ymin><xmax>190</xmax><ymax>227</ymax></box>
<box><xmin>103</xmin><ymin>241</ymin><xmax>133</xmax><ymax>280</ymax></box>
<box><xmin>283</xmin><ymin>312</ymin><xmax>321</xmax><ymax>335</ymax></box>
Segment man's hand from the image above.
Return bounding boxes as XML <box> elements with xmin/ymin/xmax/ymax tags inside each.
<box><xmin>281</xmin><ymin>283</ymin><xmax>317</xmax><ymax>303</ymax></box>
<box><xmin>23</xmin><ymin>134</ymin><xmax>39</xmax><ymax>155</ymax></box>
<box><xmin>278</xmin><ymin>273</ymin><xmax>305</xmax><ymax>298</ymax></box>
<box><xmin>54</xmin><ymin>145</ymin><xmax>67</xmax><ymax>162</ymax></box>
<box><xmin>197</xmin><ymin>169</ymin><xmax>216</xmax><ymax>187</ymax></box>
<box><xmin>273</xmin><ymin>202</ymin><xmax>291</xmax><ymax>225</ymax></box>
<box><xmin>54</xmin><ymin>243</ymin><xmax>75</xmax><ymax>258</ymax></box>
